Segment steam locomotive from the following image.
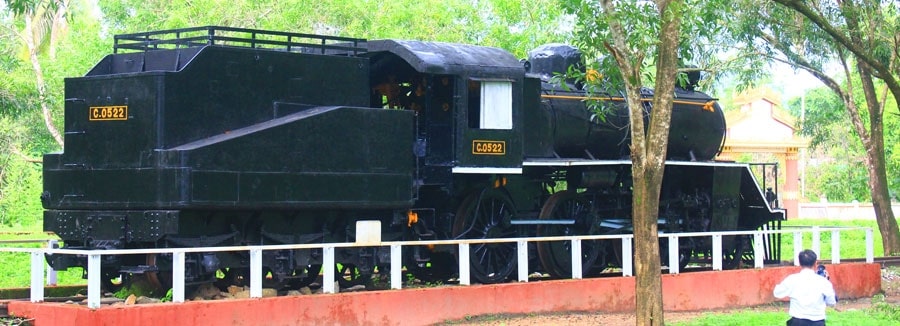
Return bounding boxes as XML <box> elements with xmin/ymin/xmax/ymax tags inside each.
<box><xmin>41</xmin><ymin>26</ymin><xmax>784</xmax><ymax>290</ymax></box>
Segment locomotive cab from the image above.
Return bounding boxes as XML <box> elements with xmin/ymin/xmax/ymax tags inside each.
<box><xmin>367</xmin><ymin>40</ymin><xmax>526</xmax><ymax>187</ymax></box>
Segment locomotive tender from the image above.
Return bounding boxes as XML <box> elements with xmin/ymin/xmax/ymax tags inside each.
<box><xmin>42</xmin><ymin>26</ymin><xmax>784</xmax><ymax>289</ymax></box>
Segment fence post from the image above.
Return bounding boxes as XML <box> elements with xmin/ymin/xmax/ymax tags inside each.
<box><xmin>812</xmin><ymin>226</ymin><xmax>821</xmax><ymax>256</ymax></box>
<box><xmin>173</xmin><ymin>250</ymin><xmax>185</xmax><ymax>303</ymax></box>
<box><xmin>30</xmin><ymin>251</ymin><xmax>44</xmax><ymax>302</ymax></box>
<box><xmin>622</xmin><ymin>236</ymin><xmax>633</xmax><ymax>277</ymax></box>
<box><xmin>831</xmin><ymin>230</ymin><xmax>840</xmax><ymax>264</ymax></box>
<box><xmin>571</xmin><ymin>239</ymin><xmax>582</xmax><ymax>279</ymax></box>
<box><xmin>712</xmin><ymin>234</ymin><xmax>722</xmax><ymax>271</ymax></box>
<box><xmin>250</xmin><ymin>248</ymin><xmax>262</xmax><ymax>298</ymax></box>
<box><xmin>668</xmin><ymin>235</ymin><xmax>679</xmax><ymax>274</ymax></box>
<box><xmin>793</xmin><ymin>232</ymin><xmax>803</xmax><ymax>266</ymax></box>
<box><xmin>753</xmin><ymin>232</ymin><xmax>764</xmax><ymax>269</ymax></box>
<box><xmin>390</xmin><ymin>244</ymin><xmax>401</xmax><ymax>290</ymax></box>
<box><xmin>459</xmin><ymin>243</ymin><xmax>470</xmax><ymax>285</ymax></box>
<box><xmin>46</xmin><ymin>239</ymin><xmax>57</xmax><ymax>286</ymax></box>
<box><xmin>866</xmin><ymin>228</ymin><xmax>874</xmax><ymax>263</ymax></box>
<box><xmin>87</xmin><ymin>253</ymin><xmax>101</xmax><ymax>309</ymax></box>
<box><xmin>517</xmin><ymin>240</ymin><xmax>528</xmax><ymax>282</ymax></box>
<box><xmin>323</xmin><ymin>246</ymin><xmax>335</xmax><ymax>293</ymax></box>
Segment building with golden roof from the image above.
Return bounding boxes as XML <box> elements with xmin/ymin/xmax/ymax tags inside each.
<box><xmin>717</xmin><ymin>87</ymin><xmax>808</xmax><ymax>219</ymax></box>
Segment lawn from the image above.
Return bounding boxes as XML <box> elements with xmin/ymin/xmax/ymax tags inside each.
<box><xmin>672</xmin><ymin>295</ymin><xmax>900</xmax><ymax>325</ymax></box>
<box><xmin>0</xmin><ymin>231</ymin><xmax>85</xmax><ymax>287</ymax></box>
<box><xmin>778</xmin><ymin>219</ymin><xmax>883</xmax><ymax>260</ymax></box>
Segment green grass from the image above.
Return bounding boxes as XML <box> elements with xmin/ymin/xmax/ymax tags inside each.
<box><xmin>672</xmin><ymin>296</ymin><xmax>900</xmax><ymax>325</ymax></box>
<box><xmin>778</xmin><ymin>219</ymin><xmax>883</xmax><ymax>261</ymax></box>
<box><xmin>0</xmin><ymin>232</ymin><xmax>85</xmax><ymax>288</ymax></box>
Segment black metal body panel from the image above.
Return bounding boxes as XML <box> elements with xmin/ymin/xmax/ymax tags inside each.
<box><xmin>44</xmin><ymin>106</ymin><xmax>415</xmax><ymax>210</ymax></box>
<box><xmin>367</xmin><ymin>40</ymin><xmax>522</xmax><ymax>76</ymax></box>
<box><xmin>527</xmin><ymin>82</ymin><xmax>726</xmax><ymax>161</ymax></box>
<box><xmin>44</xmin><ymin>43</ymin><xmax>415</xmax><ymax>211</ymax></box>
<box><xmin>367</xmin><ymin>40</ymin><xmax>526</xmax><ymax>176</ymax></box>
<box><xmin>44</xmin><ymin>210</ymin><xmax>179</xmax><ymax>243</ymax></box>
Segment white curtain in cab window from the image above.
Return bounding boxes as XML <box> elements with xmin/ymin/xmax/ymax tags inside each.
<box><xmin>479</xmin><ymin>81</ymin><xmax>512</xmax><ymax>129</ymax></box>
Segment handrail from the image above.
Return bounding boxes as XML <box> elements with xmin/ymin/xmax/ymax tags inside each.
<box><xmin>113</xmin><ymin>26</ymin><xmax>367</xmax><ymax>55</ymax></box>
<box><xmin>0</xmin><ymin>226</ymin><xmax>874</xmax><ymax>309</ymax></box>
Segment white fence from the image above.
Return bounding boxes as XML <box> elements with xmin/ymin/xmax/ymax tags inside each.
<box><xmin>799</xmin><ymin>202</ymin><xmax>900</xmax><ymax>220</ymax></box>
<box><xmin>0</xmin><ymin>226</ymin><xmax>874</xmax><ymax>309</ymax></box>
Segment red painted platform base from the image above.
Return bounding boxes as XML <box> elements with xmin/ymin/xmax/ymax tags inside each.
<box><xmin>10</xmin><ymin>263</ymin><xmax>880</xmax><ymax>326</ymax></box>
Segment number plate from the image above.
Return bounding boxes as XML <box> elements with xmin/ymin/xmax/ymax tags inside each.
<box><xmin>472</xmin><ymin>140</ymin><xmax>506</xmax><ymax>155</ymax></box>
<box><xmin>89</xmin><ymin>106</ymin><xmax>128</xmax><ymax>121</ymax></box>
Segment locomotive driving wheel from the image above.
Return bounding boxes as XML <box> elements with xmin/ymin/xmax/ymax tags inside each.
<box><xmin>536</xmin><ymin>190</ymin><xmax>605</xmax><ymax>278</ymax></box>
<box><xmin>406</xmin><ymin>250</ymin><xmax>455</xmax><ymax>283</ymax></box>
<box><xmin>452</xmin><ymin>188</ymin><xmax>518</xmax><ymax>284</ymax></box>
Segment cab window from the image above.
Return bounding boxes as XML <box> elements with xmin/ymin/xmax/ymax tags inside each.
<box><xmin>468</xmin><ymin>80</ymin><xmax>512</xmax><ymax>129</ymax></box>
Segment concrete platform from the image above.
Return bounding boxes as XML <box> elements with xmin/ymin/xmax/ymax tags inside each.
<box><xmin>9</xmin><ymin>263</ymin><xmax>881</xmax><ymax>325</ymax></box>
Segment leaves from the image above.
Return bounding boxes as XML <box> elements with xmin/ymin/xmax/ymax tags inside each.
<box><xmin>96</xmin><ymin>0</ymin><xmax>566</xmax><ymax>57</ymax></box>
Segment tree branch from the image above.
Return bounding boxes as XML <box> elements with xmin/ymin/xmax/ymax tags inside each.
<box><xmin>9</xmin><ymin>146</ymin><xmax>42</xmax><ymax>164</ymax></box>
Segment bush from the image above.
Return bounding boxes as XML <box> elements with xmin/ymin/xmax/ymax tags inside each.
<box><xmin>0</xmin><ymin>154</ymin><xmax>43</xmax><ymax>229</ymax></box>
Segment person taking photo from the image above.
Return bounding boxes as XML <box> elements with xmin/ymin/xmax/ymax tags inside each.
<box><xmin>773</xmin><ymin>249</ymin><xmax>837</xmax><ymax>326</ymax></box>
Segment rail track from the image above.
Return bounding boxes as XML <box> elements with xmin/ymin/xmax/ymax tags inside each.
<box><xmin>841</xmin><ymin>256</ymin><xmax>900</xmax><ymax>268</ymax></box>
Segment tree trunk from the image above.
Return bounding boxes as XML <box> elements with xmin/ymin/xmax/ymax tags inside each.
<box><xmin>632</xmin><ymin>166</ymin><xmax>664</xmax><ymax>326</ymax></box>
<box><xmin>866</xmin><ymin>143</ymin><xmax>900</xmax><ymax>254</ymax></box>
<box><xmin>598</xmin><ymin>0</ymin><xmax>681</xmax><ymax>323</ymax></box>
<box><xmin>24</xmin><ymin>17</ymin><xmax>64</xmax><ymax>148</ymax></box>
<box><xmin>845</xmin><ymin>7</ymin><xmax>900</xmax><ymax>254</ymax></box>
<box><xmin>855</xmin><ymin>61</ymin><xmax>900</xmax><ymax>254</ymax></box>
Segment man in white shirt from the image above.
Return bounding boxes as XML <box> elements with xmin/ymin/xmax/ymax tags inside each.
<box><xmin>773</xmin><ymin>249</ymin><xmax>837</xmax><ymax>326</ymax></box>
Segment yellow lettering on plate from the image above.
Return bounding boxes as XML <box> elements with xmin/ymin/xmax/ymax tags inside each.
<box><xmin>89</xmin><ymin>106</ymin><xmax>128</xmax><ymax>121</ymax></box>
<box><xmin>472</xmin><ymin>140</ymin><xmax>505</xmax><ymax>155</ymax></box>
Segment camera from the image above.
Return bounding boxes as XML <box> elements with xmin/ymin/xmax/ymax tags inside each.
<box><xmin>817</xmin><ymin>264</ymin><xmax>829</xmax><ymax>279</ymax></box>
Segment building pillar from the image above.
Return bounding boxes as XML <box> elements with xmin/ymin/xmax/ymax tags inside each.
<box><xmin>783</xmin><ymin>148</ymin><xmax>800</xmax><ymax>219</ymax></box>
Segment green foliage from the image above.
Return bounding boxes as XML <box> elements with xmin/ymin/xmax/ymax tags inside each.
<box><xmin>112</xmin><ymin>278</ymin><xmax>157</xmax><ymax>299</ymax></box>
<box><xmin>98</xmin><ymin>0</ymin><xmax>566</xmax><ymax>58</ymax></box>
<box><xmin>0</xmin><ymin>157</ymin><xmax>42</xmax><ymax>228</ymax></box>
<box><xmin>0</xmin><ymin>233</ymin><xmax>85</xmax><ymax>288</ymax></box>
<box><xmin>784</xmin><ymin>78</ymin><xmax>900</xmax><ymax>202</ymax></box>
<box><xmin>160</xmin><ymin>288</ymin><xmax>173</xmax><ymax>303</ymax></box>
<box><xmin>0</xmin><ymin>118</ymin><xmax>43</xmax><ymax>228</ymax></box>
<box><xmin>869</xmin><ymin>294</ymin><xmax>900</xmax><ymax>321</ymax></box>
<box><xmin>562</xmin><ymin>0</ymin><xmax>751</xmax><ymax>93</ymax></box>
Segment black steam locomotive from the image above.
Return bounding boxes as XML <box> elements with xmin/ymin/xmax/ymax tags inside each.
<box><xmin>42</xmin><ymin>26</ymin><xmax>784</xmax><ymax>290</ymax></box>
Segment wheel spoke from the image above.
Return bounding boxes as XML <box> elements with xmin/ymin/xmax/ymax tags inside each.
<box><xmin>537</xmin><ymin>190</ymin><xmax>605</xmax><ymax>278</ymax></box>
<box><xmin>453</xmin><ymin>189</ymin><xmax>518</xmax><ymax>283</ymax></box>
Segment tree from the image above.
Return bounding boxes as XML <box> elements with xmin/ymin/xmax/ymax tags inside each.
<box><xmin>775</xmin><ymin>0</ymin><xmax>900</xmax><ymax>116</ymax></box>
<box><xmin>2</xmin><ymin>0</ymin><xmax>67</xmax><ymax>148</ymax></box>
<box><xmin>734</xmin><ymin>0</ymin><xmax>900</xmax><ymax>254</ymax></box>
<box><xmin>790</xmin><ymin>91</ymin><xmax>868</xmax><ymax>202</ymax></box>
<box><xmin>563</xmin><ymin>0</ymin><xmax>692</xmax><ymax>324</ymax></box>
